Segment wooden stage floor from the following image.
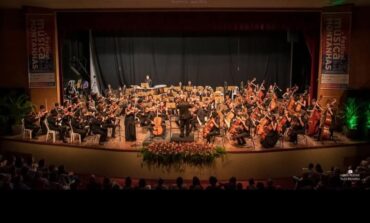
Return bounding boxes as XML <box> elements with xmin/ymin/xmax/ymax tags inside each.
<box><xmin>3</xmin><ymin>118</ymin><xmax>366</xmax><ymax>153</ymax></box>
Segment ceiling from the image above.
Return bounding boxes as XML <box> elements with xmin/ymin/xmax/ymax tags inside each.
<box><xmin>1</xmin><ymin>0</ymin><xmax>370</xmax><ymax>9</ymax></box>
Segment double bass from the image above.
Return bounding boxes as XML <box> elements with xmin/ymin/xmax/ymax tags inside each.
<box><xmin>307</xmin><ymin>95</ymin><xmax>323</xmax><ymax>136</ymax></box>
<box><xmin>320</xmin><ymin>99</ymin><xmax>336</xmax><ymax>140</ymax></box>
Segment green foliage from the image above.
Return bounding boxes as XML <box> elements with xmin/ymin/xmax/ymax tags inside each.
<box><xmin>344</xmin><ymin>98</ymin><xmax>359</xmax><ymax>130</ymax></box>
<box><xmin>140</xmin><ymin>143</ymin><xmax>226</xmax><ymax>167</ymax></box>
<box><xmin>366</xmin><ymin>104</ymin><xmax>370</xmax><ymax>129</ymax></box>
<box><xmin>0</xmin><ymin>94</ymin><xmax>35</xmax><ymax>125</ymax></box>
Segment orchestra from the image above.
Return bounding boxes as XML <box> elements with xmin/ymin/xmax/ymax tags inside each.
<box><xmin>23</xmin><ymin>78</ymin><xmax>339</xmax><ymax>148</ymax></box>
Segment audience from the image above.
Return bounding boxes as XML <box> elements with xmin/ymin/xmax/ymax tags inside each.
<box><xmin>1</xmin><ymin>153</ymin><xmax>369</xmax><ymax>191</ymax></box>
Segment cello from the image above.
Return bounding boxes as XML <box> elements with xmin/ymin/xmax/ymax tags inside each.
<box><xmin>203</xmin><ymin>117</ymin><xmax>215</xmax><ymax>139</ymax></box>
<box><xmin>152</xmin><ymin>109</ymin><xmax>164</xmax><ymax>136</ymax></box>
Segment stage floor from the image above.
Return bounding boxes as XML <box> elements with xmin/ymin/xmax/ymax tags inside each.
<box><xmin>4</xmin><ymin>118</ymin><xmax>365</xmax><ymax>153</ymax></box>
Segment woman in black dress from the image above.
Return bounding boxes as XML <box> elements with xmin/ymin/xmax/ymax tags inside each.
<box><xmin>124</xmin><ymin>103</ymin><xmax>137</xmax><ymax>141</ymax></box>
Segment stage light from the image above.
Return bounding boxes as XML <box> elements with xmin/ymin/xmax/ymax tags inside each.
<box><xmin>344</xmin><ymin>98</ymin><xmax>359</xmax><ymax>130</ymax></box>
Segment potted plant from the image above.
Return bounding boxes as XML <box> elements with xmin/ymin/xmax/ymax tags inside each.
<box><xmin>0</xmin><ymin>94</ymin><xmax>35</xmax><ymax>135</ymax></box>
<box><xmin>343</xmin><ymin>98</ymin><xmax>360</xmax><ymax>139</ymax></box>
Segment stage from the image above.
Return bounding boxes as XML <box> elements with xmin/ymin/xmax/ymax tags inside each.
<box><xmin>1</xmin><ymin>119</ymin><xmax>369</xmax><ymax>180</ymax></box>
<box><xmin>2</xmin><ymin>117</ymin><xmax>364</xmax><ymax>152</ymax></box>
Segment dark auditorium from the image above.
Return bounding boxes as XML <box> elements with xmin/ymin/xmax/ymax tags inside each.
<box><xmin>1</xmin><ymin>0</ymin><xmax>370</xmax><ymax>192</ymax></box>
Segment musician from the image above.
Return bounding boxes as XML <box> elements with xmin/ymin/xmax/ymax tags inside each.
<box><xmin>65</xmin><ymin>80</ymin><xmax>77</xmax><ymax>100</ymax></box>
<box><xmin>104</xmin><ymin>84</ymin><xmax>113</xmax><ymax>97</ymax></box>
<box><xmin>205</xmin><ymin>111</ymin><xmax>221</xmax><ymax>143</ymax></box>
<box><xmin>196</xmin><ymin>103</ymin><xmax>207</xmax><ymax>125</ymax></box>
<box><xmin>71</xmin><ymin>115</ymin><xmax>88</xmax><ymax>142</ymax></box>
<box><xmin>24</xmin><ymin>110</ymin><xmax>41</xmax><ymax>139</ymax></box>
<box><xmin>232</xmin><ymin>113</ymin><xmax>251</xmax><ymax>146</ymax></box>
<box><xmin>81</xmin><ymin>80</ymin><xmax>89</xmax><ymax>98</ymax></box>
<box><xmin>148</xmin><ymin>110</ymin><xmax>167</xmax><ymax>139</ymax></box>
<box><xmin>124</xmin><ymin>103</ymin><xmax>137</xmax><ymax>141</ymax></box>
<box><xmin>318</xmin><ymin>101</ymin><xmax>336</xmax><ymax>140</ymax></box>
<box><xmin>260</xmin><ymin>115</ymin><xmax>279</xmax><ymax>148</ymax></box>
<box><xmin>38</xmin><ymin>105</ymin><xmax>48</xmax><ymax>134</ymax></box>
<box><xmin>51</xmin><ymin>103</ymin><xmax>63</xmax><ymax>115</ymax></box>
<box><xmin>176</xmin><ymin>96</ymin><xmax>193</xmax><ymax>138</ymax></box>
<box><xmin>145</xmin><ymin>75</ymin><xmax>152</xmax><ymax>88</ymax></box>
<box><xmin>102</xmin><ymin>114</ymin><xmax>117</xmax><ymax>138</ymax></box>
<box><xmin>47</xmin><ymin>109</ymin><xmax>69</xmax><ymax>143</ymax></box>
<box><xmin>187</xmin><ymin>81</ymin><xmax>192</xmax><ymax>87</ymax></box>
<box><xmin>90</xmin><ymin>114</ymin><xmax>108</xmax><ymax>145</ymax></box>
<box><xmin>288</xmin><ymin>115</ymin><xmax>306</xmax><ymax>144</ymax></box>
<box><xmin>282</xmin><ymin>88</ymin><xmax>291</xmax><ymax>100</ymax></box>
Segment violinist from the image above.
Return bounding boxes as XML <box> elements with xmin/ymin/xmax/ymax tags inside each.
<box><xmin>124</xmin><ymin>103</ymin><xmax>137</xmax><ymax>141</ymax></box>
<box><xmin>47</xmin><ymin>109</ymin><xmax>69</xmax><ymax>143</ymax></box>
<box><xmin>71</xmin><ymin>115</ymin><xmax>88</xmax><ymax>142</ymax></box>
<box><xmin>90</xmin><ymin>114</ymin><xmax>108</xmax><ymax>145</ymax></box>
<box><xmin>24</xmin><ymin>110</ymin><xmax>41</xmax><ymax>139</ymax></box>
<box><xmin>38</xmin><ymin>105</ymin><xmax>48</xmax><ymax>134</ymax></box>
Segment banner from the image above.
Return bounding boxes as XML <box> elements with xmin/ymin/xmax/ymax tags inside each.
<box><xmin>26</xmin><ymin>14</ymin><xmax>56</xmax><ymax>88</ymax></box>
<box><xmin>320</xmin><ymin>12</ymin><xmax>351</xmax><ymax>89</ymax></box>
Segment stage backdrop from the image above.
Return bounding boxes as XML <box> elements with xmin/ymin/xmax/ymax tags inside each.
<box><xmin>91</xmin><ymin>32</ymin><xmax>291</xmax><ymax>91</ymax></box>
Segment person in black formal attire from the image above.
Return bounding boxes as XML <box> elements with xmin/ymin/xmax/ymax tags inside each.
<box><xmin>89</xmin><ymin>114</ymin><xmax>107</xmax><ymax>145</ymax></box>
<box><xmin>38</xmin><ymin>105</ymin><xmax>48</xmax><ymax>135</ymax></box>
<box><xmin>24</xmin><ymin>111</ymin><xmax>40</xmax><ymax>139</ymax></box>
<box><xmin>124</xmin><ymin>103</ymin><xmax>137</xmax><ymax>141</ymax></box>
<box><xmin>71</xmin><ymin>115</ymin><xmax>88</xmax><ymax>141</ymax></box>
<box><xmin>196</xmin><ymin>103</ymin><xmax>207</xmax><ymax>125</ymax></box>
<box><xmin>176</xmin><ymin>96</ymin><xmax>193</xmax><ymax>138</ymax></box>
<box><xmin>288</xmin><ymin>114</ymin><xmax>306</xmax><ymax>144</ymax></box>
<box><xmin>205</xmin><ymin>111</ymin><xmax>221</xmax><ymax>143</ymax></box>
<box><xmin>232</xmin><ymin>113</ymin><xmax>251</xmax><ymax>146</ymax></box>
<box><xmin>47</xmin><ymin>109</ymin><xmax>69</xmax><ymax>143</ymax></box>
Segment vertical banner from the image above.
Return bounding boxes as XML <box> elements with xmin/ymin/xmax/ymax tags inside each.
<box><xmin>320</xmin><ymin>12</ymin><xmax>351</xmax><ymax>89</ymax></box>
<box><xmin>26</xmin><ymin>14</ymin><xmax>56</xmax><ymax>88</ymax></box>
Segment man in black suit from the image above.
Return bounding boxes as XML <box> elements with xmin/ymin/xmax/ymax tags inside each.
<box><xmin>47</xmin><ymin>110</ymin><xmax>69</xmax><ymax>143</ymax></box>
<box><xmin>90</xmin><ymin>114</ymin><xmax>107</xmax><ymax>145</ymax></box>
<box><xmin>176</xmin><ymin>96</ymin><xmax>193</xmax><ymax>138</ymax></box>
<box><xmin>71</xmin><ymin>115</ymin><xmax>88</xmax><ymax>141</ymax></box>
<box><xmin>24</xmin><ymin>111</ymin><xmax>40</xmax><ymax>139</ymax></box>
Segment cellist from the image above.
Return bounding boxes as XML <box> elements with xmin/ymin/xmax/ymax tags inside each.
<box><xmin>204</xmin><ymin>111</ymin><xmax>221</xmax><ymax>144</ymax></box>
<box><xmin>231</xmin><ymin>111</ymin><xmax>251</xmax><ymax>146</ymax></box>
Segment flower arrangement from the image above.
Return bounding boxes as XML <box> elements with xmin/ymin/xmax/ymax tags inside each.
<box><xmin>141</xmin><ymin>142</ymin><xmax>226</xmax><ymax>166</ymax></box>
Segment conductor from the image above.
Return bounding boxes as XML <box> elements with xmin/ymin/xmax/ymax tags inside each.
<box><xmin>176</xmin><ymin>95</ymin><xmax>193</xmax><ymax>138</ymax></box>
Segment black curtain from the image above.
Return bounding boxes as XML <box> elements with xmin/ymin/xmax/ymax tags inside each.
<box><xmin>61</xmin><ymin>32</ymin><xmax>90</xmax><ymax>86</ymax></box>
<box><xmin>92</xmin><ymin>32</ymin><xmax>291</xmax><ymax>91</ymax></box>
